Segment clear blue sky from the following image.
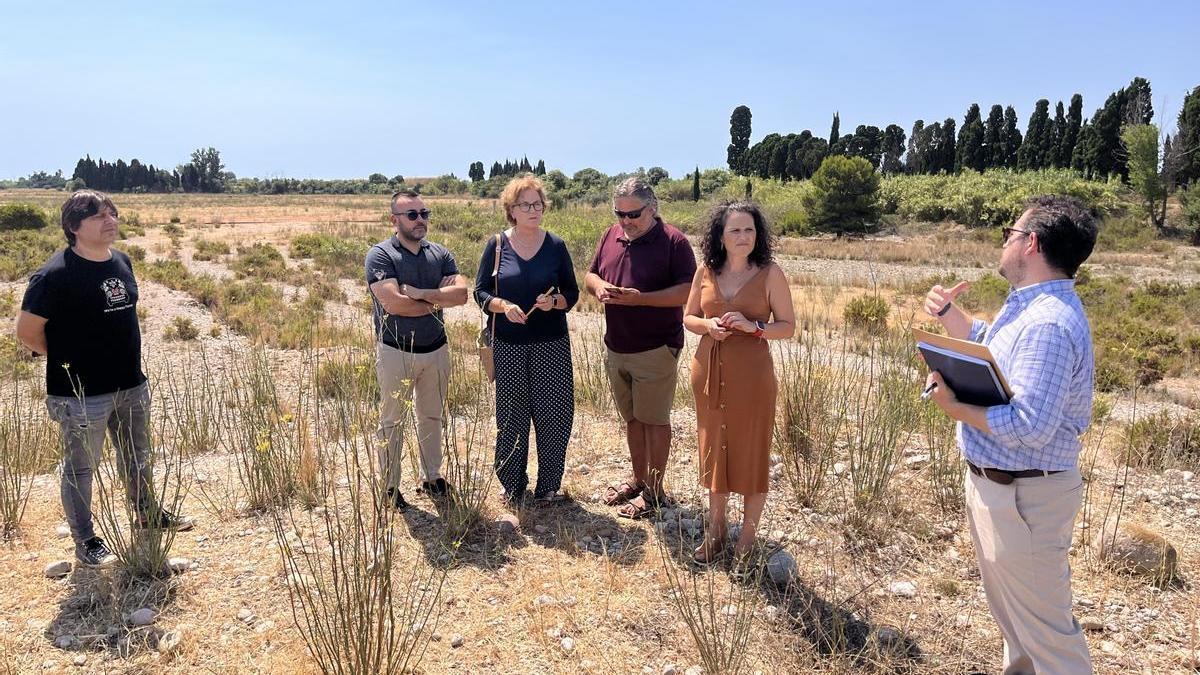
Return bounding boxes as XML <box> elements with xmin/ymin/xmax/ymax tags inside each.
<box><xmin>2</xmin><ymin>0</ymin><xmax>1197</xmax><ymax>180</ymax></box>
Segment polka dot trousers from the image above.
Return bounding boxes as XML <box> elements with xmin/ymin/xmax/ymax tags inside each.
<box><xmin>493</xmin><ymin>335</ymin><xmax>574</xmax><ymax>497</ymax></box>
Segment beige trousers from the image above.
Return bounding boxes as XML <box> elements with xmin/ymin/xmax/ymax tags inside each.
<box><xmin>965</xmin><ymin>467</ymin><xmax>1092</xmax><ymax>675</ymax></box>
<box><xmin>376</xmin><ymin>343</ymin><xmax>450</xmax><ymax>487</ymax></box>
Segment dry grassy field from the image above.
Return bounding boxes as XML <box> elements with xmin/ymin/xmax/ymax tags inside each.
<box><xmin>1</xmin><ymin>190</ymin><xmax>1198</xmax><ymax>674</ymax></box>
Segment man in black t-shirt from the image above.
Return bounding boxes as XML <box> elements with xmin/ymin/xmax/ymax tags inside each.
<box><xmin>366</xmin><ymin>190</ymin><xmax>468</xmax><ymax>508</ymax></box>
<box><xmin>17</xmin><ymin>190</ymin><xmax>194</xmax><ymax>568</ymax></box>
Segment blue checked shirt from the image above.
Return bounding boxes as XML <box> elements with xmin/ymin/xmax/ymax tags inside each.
<box><xmin>957</xmin><ymin>279</ymin><xmax>1094</xmax><ymax>471</ymax></box>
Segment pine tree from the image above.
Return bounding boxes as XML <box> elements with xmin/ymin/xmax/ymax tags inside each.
<box><xmin>489</xmin><ymin>161</ymin><xmax>502</xmax><ymax>178</ymax></box>
<box><xmin>880</xmin><ymin>124</ymin><xmax>906</xmax><ymax>174</ymax></box>
<box><xmin>1124</xmin><ymin>77</ymin><xmax>1154</xmax><ymax>125</ymax></box>
<box><xmin>1060</xmin><ymin>94</ymin><xmax>1083</xmax><ymax>169</ymax></box>
<box><xmin>939</xmin><ymin>118</ymin><xmax>957</xmax><ymax>174</ymax></box>
<box><xmin>1175</xmin><ymin>86</ymin><xmax>1200</xmax><ymax>187</ymax></box>
<box><xmin>535</xmin><ymin>159</ymin><xmax>546</xmax><ymax>175</ymax></box>
<box><xmin>1091</xmin><ymin>91</ymin><xmax>1124</xmax><ymax>178</ymax></box>
<box><xmin>1018</xmin><ymin>99</ymin><xmax>1051</xmax><ymax>170</ymax></box>
<box><xmin>828</xmin><ymin>112</ymin><xmax>840</xmax><ymax>148</ymax></box>
<box><xmin>520</xmin><ymin>156</ymin><xmax>532</xmax><ymax>173</ymax></box>
<box><xmin>692</xmin><ymin>167</ymin><xmax>701</xmax><ymax>201</ymax></box>
<box><xmin>1049</xmin><ymin>101</ymin><xmax>1067</xmax><ymax>168</ymax></box>
<box><xmin>983</xmin><ymin>105</ymin><xmax>1006</xmax><ymax>169</ymax></box>
<box><xmin>906</xmin><ymin>120</ymin><xmax>925</xmax><ymax>174</ymax></box>
<box><xmin>956</xmin><ymin>104</ymin><xmax>986</xmax><ymax>172</ymax></box>
<box><xmin>1003</xmin><ymin>106</ymin><xmax>1023</xmax><ymax>169</ymax></box>
<box><xmin>727</xmin><ymin>105</ymin><xmax>752</xmax><ymax>174</ymax></box>
<box><xmin>1071</xmin><ymin>121</ymin><xmax>1099</xmax><ymax>177</ymax></box>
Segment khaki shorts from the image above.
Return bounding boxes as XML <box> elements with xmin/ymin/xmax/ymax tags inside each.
<box><xmin>605</xmin><ymin>345</ymin><xmax>680</xmax><ymax>426</ymax></box>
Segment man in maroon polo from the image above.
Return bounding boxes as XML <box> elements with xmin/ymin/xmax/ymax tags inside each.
<box><xmin>584</xmin><ymin>177</ymin><xmax>697</xmax><ymax>518</ymax></box>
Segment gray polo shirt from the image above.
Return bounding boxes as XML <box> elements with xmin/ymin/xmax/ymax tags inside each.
<box><xmin>365</xmin><ymin>236</ymin><xmax>459</xmax><ymax>351</ymax></box>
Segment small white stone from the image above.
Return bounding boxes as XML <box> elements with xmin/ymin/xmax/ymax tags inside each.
<box><xmin>167</xmin><ymin>557</ymin><xmax>191</xmax><ymax>573</ymax></box>
<box><xmin>72</xmin><ymin>655</ymin><xmax>86</xmax><ymax>666</ymax></box>
<box><xmin>546</xmin><ymin>626</ymin><xmax>562</xmax><ymax>638</ymax></box>
<box><xmin>129</xmin><ymin>608</ymin><xmax>156</xmax><ymax>626</ymax></box>
<box><xmin>662</xmin><ymin>665</ymin><xmax>678</xmax><ymax>675</ymax></box>
<box><xmin>237</xmin><ymin>608</ymin><xmax>256</xmax><ymax>623</ymax></box>
<box><xmin>1080</xmin><ymin>617</ymin><xmax>1103</xmax><ymax>631</ymax></box>
<box><xmin>888</xmin><ymin>581</ymin><xmax>917</xmax><ymax>598</ymax></box>
<box><xmin>577</xmin><ymin>464</ymin><xmax>591</xmax><ymax>475</ymax></box>
<box><xmin>450</xmin><ymin>634</ymin><xmax>464</xmax><ymax>648</ymax></box>
<box><xmin>55</xmin><ymin>525</ymin><xmax>71</xmax><ymax>539</ymax></box>
<box><xmin>44</xmin><ymin>560</ymin><xmax>72</xmax><ymax>578</ymax></box>
<box><xmin>255</xmin><ymin>620</ymin><xmax>275</xmax><ymax>634</ymax></box>
<box><xmin>560</xmin><ymin>636</ymin><xmax>575</xmax><ymax>652</ymax></box>
<box><xmin>54</xmin><ymin>634</ymin><xmax>76</xmax><ymax>649</ymax></box>
<box><xmin>533</xmin><ymin>594</ymin><xmax>557</xmax><ymax>608</ymax></box>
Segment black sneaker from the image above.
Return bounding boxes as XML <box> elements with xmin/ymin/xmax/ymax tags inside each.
<box><xmin>386</xmin><ymin>487</ymin><xmax>410</xmax><ymax>510</ymax></box>
<box><xmin>135</xmin><ymin>509</ymin><xmax>195</xmax><ymax>532</ymax></box>
<box><xmin>421</xmin><ymin>477</ymin><xmax>451</xmax><ymax>497</ymax></box>
<box><xmin>76</xmin><ymin>537</ymin><xmax>118</xmax><ymax>568</ymax></box>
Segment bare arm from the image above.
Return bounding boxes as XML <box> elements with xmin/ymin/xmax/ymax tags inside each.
<box><xmin>763</xmin><ymin>264</ymin><xmax>795</xmax><ymax>339</ymax></box>
<box><xmin>584</xmin><ymin>271</ymin><xmax>614</xmax><ymax>301</ymax></box>
<box><xmin>402</xmin><ymin>274</ymin><xmax>469</xmax><ymax>307</ymax></box>
<box><xmin>16</xmin><ymin>311</ymin><xmax>48</xmax><ymax>355</ymax></box>
<box><xmin>369</xmin><ymin>279</ymin><xmax>435</xmax><ymax>317</ymax></box>
<box><xmin>605</xmin><ymin>282</ymin><xmax>692</xmax><ymax>308</ymax></box>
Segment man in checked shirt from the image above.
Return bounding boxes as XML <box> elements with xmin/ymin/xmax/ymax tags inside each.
<box><xmin>923</xmin><ymin>195</ymin><xmax>1098</xmax><ymax>675</ymax></box>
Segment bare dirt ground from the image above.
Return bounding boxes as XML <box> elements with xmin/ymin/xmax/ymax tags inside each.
<box><xmin>1</xmin><ymin>193</ymin><xmax>1197</xmax><ymax>673</ymax></box>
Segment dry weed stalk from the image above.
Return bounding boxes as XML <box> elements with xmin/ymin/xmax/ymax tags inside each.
<box><xmin>271</xmin><ymin>349</ymin><xmax>447</xmax><ymax>675</ymax></box>
<box><xmin>86</xmin><ymin>365</ymin><xmax>190</xmax><ymax>577</ymax></box>
<box><xmin>0</xmin><ymin>378</ymin><xmax>55</xmax><ymax>537</ymax></box>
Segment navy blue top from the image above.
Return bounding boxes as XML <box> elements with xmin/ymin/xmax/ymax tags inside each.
<box><xmin>473</xmin><ymin>231</ymin><xmax>579</xmax><ymax>344</ymax></box>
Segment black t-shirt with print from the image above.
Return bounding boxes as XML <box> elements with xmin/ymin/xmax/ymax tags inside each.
<box><xmin>21</xmin><ymin>248</ymin><xmax>146</xmax><ymax>397</ymax></box>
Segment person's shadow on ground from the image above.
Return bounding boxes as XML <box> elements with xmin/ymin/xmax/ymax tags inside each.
<box><xmin>45</xmin><ymin>565</ymin><xmax>179</xmax><ymax>659</ymax></box>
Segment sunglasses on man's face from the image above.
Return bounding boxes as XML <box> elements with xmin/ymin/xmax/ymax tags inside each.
<box><xmin>1001</xmin><ymin>227</ymin><xmax>1031</xmax><ymax>244</ymax></box>
<box><xmin>613</xmin><ymin>207</ymin><xmax>646</xmax><ymax>221</ymax></box>
<box><xmin>393</xmin><ymin>209</ymin><xmax>431</xmax><ymax>221</ymax></box>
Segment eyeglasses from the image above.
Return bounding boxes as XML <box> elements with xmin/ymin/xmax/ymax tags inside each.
<box><xmin>613</xmin><ymin>207</ymin><xmax>646</xmax><ymax>220</ymax></box>
<box><xmin>392</xmin><ymin>209</ymin><xmax>431</xmax><ymax>221</ymax></box>
<box><xmin>514</xmin><ymin>201</ymin><xmax>544</xmax><ymax>213</ymax></box>
<box><xmin>1001</xmin><ymin>227</ymin><xmax>1031</xmax><ymax>244</ymax></box>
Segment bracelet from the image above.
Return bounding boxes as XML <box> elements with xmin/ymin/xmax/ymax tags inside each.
<box><xmin>753</xmin><ymin>320</ymin><xmax>765</xmax><ymax>339</ymax></box>
<box><xmin>936</xmin><ymin>302</ymin><xmax>953</xmax><ymax>317</ymax></box>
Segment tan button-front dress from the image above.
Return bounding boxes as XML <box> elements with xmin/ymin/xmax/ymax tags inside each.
<box><xmin>689</xmin><ymin>266</ymin><xmax>776</xmax><ymax>495</ymax></box>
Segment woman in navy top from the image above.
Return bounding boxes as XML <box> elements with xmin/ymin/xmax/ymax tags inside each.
<box><xmin>474</xmin><ymin>174</ymin><xmax>579</xmax><ymax>506</ymax></box>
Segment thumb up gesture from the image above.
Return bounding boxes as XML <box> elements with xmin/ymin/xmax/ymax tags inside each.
<box><xmin>924</xmin><ymin>281</ymin><xmax>970</xmax><ymax>317</ymax></box>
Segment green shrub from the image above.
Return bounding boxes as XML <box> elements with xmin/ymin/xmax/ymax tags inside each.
<box><xmin>290</xmin><ymin>233</ymin><xmax>365</xmax><ymax>278</ymax></box>
<box><xmin>1124</xmin><ymin>412</ymin><xmax>1200</xmax><ymax>469</ymax></box>
<box><xmin>0</xmin><ymin>229</ymin><xmax>60</xmax><ymax>281</ymax></box>
<box><xmin>956</xmin><ymin>273</ymin><xmax>1010</xmax><ymax>313</ymax></box>
<box><xmin>193</xmin><ymin>238</ymin><xmax>230</xmax><ymax>261</ymax></box>
<box><xmin>232</xmin><ymin>243</ymin><xmax>288</xmax><ymax>280</ymax></box>
<box><xmin>843</xmin><ymin>295</ymin><xmax>889</xmax><ymax>334</ymax></box>
<box><xmin>120</xmin><ymin>244</ymin><xmax>146</xmax><ymax>262</ymax></box>
<box><xmin>879</xmin><ymin>169</ymin><xmax>1130</xmax><ymax>228</ymax></box>
<box><xmin>776</xmin><ymin>210</ymin><xmax>814</xmax><ymax>236</ymax></box>
<box><xmin>163</xmin><ymin>316</ymin><xmax>200</xmax><ymax>341</ymax></box>
<box><xmin>315</xmin><ymin>358</ymin><xmax>378</xmax><ymax>400</ymax></box>
<box><xmin>801</xmin><ymin>155</ymin><xmax>881</xmax><ymax>234</ymax></box>
<box><xmin>0</xmin><ymin>204</ymin><xmax>50</xmax><ymax>231</ymax></box>
<box><xmin>1096</xmin><ymin>214</ymin><xmax>1167</xmax><ymax>253</ymax></box>
<box><xmin>1179</xmin><ymin>182</ymin><xmax>1200</xmax><ymax>244</ymax></box>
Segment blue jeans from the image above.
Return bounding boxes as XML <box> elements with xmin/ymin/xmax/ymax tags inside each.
<box><xmin>45</xmin><ymin>381</ymin><xmax>153</xmax><ymax>544</ymax></box>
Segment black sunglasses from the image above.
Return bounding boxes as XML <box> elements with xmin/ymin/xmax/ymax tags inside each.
<box><xmin>613</xmin><ymin>207</ymin><xmax>646</xmax><ymax>220</ymax></box>
<box><xmin>392</xmin><ymin>209</ymin><xmax>431</xmax><ymax>221</ymax></box>
<box><xmin>1001</xmin><ymin>227</ymin><xmax>1031</xmax><ymax>243</ymax></box>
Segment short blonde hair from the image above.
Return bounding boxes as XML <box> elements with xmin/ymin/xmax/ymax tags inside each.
<box><xmin>500</xmin><ymin>174</ymin><xmax>548</xmax><ymax>224</ymax></box>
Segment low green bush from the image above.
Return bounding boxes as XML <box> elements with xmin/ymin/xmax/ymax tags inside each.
<box><xmin>843</xmin><ymin>295</ymin><xmax>889</xmax><ymax>334</ymax></box>
<box><xmin>0</xmin><ymin>203</ymin><xmax>50</xmax><ymax>231</ymax></box>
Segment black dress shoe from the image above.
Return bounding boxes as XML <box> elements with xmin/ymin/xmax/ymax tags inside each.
<box><xmin>386</xmin><ymin>487</ymin><xmax>410</xmax><ymax>510</ymax></box>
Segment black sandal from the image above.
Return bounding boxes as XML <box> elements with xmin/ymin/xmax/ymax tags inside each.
<box><xmin>603</xmin><ymin>481</ymin><xmax>642</xmax><ymax>506</ymax></box>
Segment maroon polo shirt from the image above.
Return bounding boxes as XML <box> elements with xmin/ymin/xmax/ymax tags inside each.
<box><xmin>588</xmin><ymin>218</ymin><xmax>697</xmax><ymax>354</ymax></box>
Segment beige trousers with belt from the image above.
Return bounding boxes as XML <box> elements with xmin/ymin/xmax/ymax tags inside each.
<box><xmin>965</xmin><ymin>467</ymin><xmax>1092</xmax><ymax>674</ymax></box>
<box><xmin>376</xmin><ymin>342</ymin><xmax>450</xmax><ymax>487</ymax></box>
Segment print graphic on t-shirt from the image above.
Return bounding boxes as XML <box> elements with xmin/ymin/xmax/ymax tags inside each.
<box><xmin>372</xmin><ymin>268</ymin><xmax>387</xmax><ymax>281</ymax></box>
<box><xmin>102</xmin><ymin>278</ymin><xmax>129</xmax><ymax>307</ymax></box>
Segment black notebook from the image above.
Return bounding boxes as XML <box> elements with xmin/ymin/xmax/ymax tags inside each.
<box><xmin>913</xmin><ymin>328</ymin><xmax>1013</xmax><ymax>407</ymax></box>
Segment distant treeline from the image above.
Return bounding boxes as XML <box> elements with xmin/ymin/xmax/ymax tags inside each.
<box><xmin>728</xmin><ymin>77</ymin><xmax>1200</xmax><ymax>187</ymax></box>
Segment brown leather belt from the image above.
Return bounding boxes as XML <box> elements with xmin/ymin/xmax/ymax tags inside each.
<box><xmin>968</xmin><ymin>461</ymin><xmax>1064</xmax><ymax>485</ymax></box>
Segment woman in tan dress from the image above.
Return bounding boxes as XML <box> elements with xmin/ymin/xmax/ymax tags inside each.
<box><xmin>684</xmin><ymin>201</ymin><xmax>794</xmax><ymax>563</ymax></box>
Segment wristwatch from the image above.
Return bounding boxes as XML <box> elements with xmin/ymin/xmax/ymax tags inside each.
<box><xmin>753</xmin><ymin>320</ymin><xmax>765</xmax><ymax>338</ymax></box>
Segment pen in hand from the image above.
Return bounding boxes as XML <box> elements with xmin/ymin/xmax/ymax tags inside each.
<box><xmin>920</xmin><ymin>381</ymin><xmax>938</xmax><ymax>401</ymax></box>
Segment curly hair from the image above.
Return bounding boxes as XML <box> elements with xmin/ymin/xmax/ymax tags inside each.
<box><xmin>499</xmin><ymin>174</ymin><xmax>548</xmax><ymax>224</ymax></box>
<box><xmin>700</xmin><ymin>200</ymin><xmax>774</xmax><ymax>270</ymax></box>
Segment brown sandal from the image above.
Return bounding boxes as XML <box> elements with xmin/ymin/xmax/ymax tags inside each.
<box><xmin>693</xmin><ymin>530</ymin><xmax>727</xmax><ymax>565</ymax></box>
<box><xmin>603</xmin><ymin>481</ymin><xmax>642</xmax><ymax>507</ymax></box>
